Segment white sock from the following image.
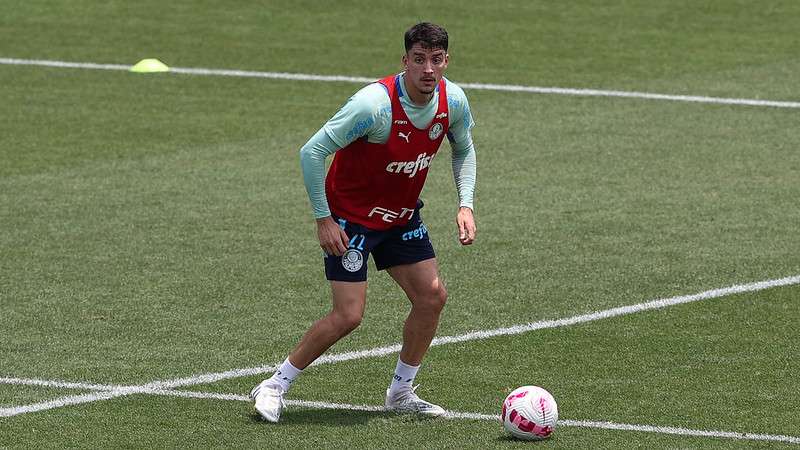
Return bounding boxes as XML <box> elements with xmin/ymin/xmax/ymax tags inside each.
<box><xmin>268</xmin><ymin>358</ymin><xmax>303</xmax><ymax>392</ymax></box>
<box><xmin>389</xmin><ymin>358</ymin><xmax>419</xmax><ymax>393</ymax></box>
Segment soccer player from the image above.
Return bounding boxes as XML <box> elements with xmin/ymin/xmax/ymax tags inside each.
<box><xmin>251</xmin><ymin>22</ymin><xmax>477</xmax><ymax>422</ymax></box>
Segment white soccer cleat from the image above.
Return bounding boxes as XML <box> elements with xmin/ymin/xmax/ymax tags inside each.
<box><xmin>385</xmin><ymin>385</ymin><xmax>446</xmax><ymax>416</ymax></box>
<box><xmin>250</xmin><ymin>380</ymin><xmax>286</xmax><ymax>423</ymax></box>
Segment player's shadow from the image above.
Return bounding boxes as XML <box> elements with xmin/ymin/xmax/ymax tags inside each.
<box><xmin>249</xmin><ymin>409</ymin><xmax>392</xmax><ymax>426</ymax></box>
<box><xmin>248</xmin><ymin>408</ymin><xmax>449</xmax><ymax>427</ymax></box>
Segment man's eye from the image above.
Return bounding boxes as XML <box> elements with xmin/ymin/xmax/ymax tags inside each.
<box><xmin>415</xmin><ymin>58</ymin><xmax>424</xmax><ymax>64</ymax></box>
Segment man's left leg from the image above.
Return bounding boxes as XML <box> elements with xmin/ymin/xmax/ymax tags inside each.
<box><xmin>384</xmin><ymin>258</ymin><xmax>447</xmax><ymax>415</ymax></box>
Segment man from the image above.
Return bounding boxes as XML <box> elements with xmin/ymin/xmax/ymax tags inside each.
<box><xmin>251</xmin><ymin>22</ymin><xmax>477</xmax><ymax>422</ymax></box>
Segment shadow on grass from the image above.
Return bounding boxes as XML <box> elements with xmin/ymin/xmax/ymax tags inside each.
<box><xmin>495</xmin><ymin>434</ymin><xmax>556</xmax><ymax>446</ymax></box>
<box><xmin>248</xmin><ymin>408</ymin><xmax>446</xmax><ymax>427</ymax></box>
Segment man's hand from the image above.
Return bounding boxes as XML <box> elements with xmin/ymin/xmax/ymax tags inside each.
<box><xmin>317</xmin><ymin>216</ymin><xmax>349</xmax><ymax>256</ymax></box>
<box><xmin>456</xmin><ymin>207</ymin><xmax>476</xmax><ymax>245</ymax></box>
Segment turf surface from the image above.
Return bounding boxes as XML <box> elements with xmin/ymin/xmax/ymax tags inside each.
<box><xmin>2</xmin><ymin>0</ymin><xmax>799</xmax><ymax>447</ymax></box>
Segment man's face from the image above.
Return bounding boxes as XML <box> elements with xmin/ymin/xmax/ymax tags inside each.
<box><xmin>402</xmin><ymin>43</ymin><xmax>449</xmax><ymax>100</ymax></box>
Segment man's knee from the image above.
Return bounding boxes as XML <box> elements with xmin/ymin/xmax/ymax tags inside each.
<box><xmin>329</xmin><ymin>281</ymin><xmax>367</xmax><ymax>335</ymax></box>
<box><xmin>415</xmin><ymin>280</ymin><xmax>447</xmax><ymax>313</ymax></box>
<box><xmin>330</xmin><ymin>309</ymin><xmax>363</xmax><ymax>334</ymax></box>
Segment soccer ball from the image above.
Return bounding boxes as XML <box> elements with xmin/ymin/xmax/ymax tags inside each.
<box><xmin>501</xmin><ymin>386</ymin><xmax>558</xmax><ymax>440</ymax></box>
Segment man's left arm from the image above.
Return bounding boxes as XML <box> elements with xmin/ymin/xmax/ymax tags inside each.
<box><xmin>446</xmin><ymin>86</ymin><xmax>477</xmax><ymax>245</ymax></box>
<box><xmin>451</xmin><ymin>140</ymin><xmax>476</xmax><ymax>245</ymax></box>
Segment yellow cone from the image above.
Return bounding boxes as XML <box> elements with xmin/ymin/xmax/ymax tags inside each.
<box><xmin>130</xmin><ymin>58</ymin><xmax>169</xmax><ymax>73</ymax></box>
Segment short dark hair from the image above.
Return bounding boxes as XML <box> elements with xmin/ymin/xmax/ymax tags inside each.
<box><xmin>404</xmin><ymin>22</ymin><xmax>448</xmax><ymax>52</ymax></box>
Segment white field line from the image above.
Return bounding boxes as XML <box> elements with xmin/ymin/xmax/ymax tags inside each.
<box><xmin>0</xmin><ymin>374</ymin><xmax>280</xmax><ymax>418</ymax></box>
<box><xmin>0</xmin><ymin>376</ymin><xmax>127</xmax><ymax>391</ymax></box>
<box><xmin>0</xmin><ymin>391</ymin><xmax>121</xmax><ymax>417</ymax></box>
<box><xmin>459</xmin><ymin>82</ymin><xmax>800</xmax><ymax>108</ymax></box>
<box><xmin>559</xmin><ymin>419</ymin><xmax>800</xmax><ymax>445</ymax></box>
<box><xmin>152</xmin><ymin>273</ymin><xmax>800</xmax><ymax>385</ymax></box>
<box><xmin>2</xmin><ymin>57</ymin><xmax>800</xmax><ymax>109</ymax></box>
<box><xmin>2</xmin><ymin>274</ymin><xmax>799</xmax><ymax>419</ymax></box>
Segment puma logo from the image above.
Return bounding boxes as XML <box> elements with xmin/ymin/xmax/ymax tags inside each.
<box><xmin>398</xmin><ymin>131</ymin><xmax>411</xmax><ymax>143</ymax></box>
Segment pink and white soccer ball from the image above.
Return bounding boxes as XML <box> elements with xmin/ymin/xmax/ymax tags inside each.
<box><xmin>501</xmin><ymin>386</ymin><xmax>558</xmax><ymax>440</ymax></box>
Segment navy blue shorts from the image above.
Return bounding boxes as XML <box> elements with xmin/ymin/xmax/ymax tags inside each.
<box><xmin>324</xmin><ymin>202</ymin><xmax>436</xmax><ymax>282</ymax></box>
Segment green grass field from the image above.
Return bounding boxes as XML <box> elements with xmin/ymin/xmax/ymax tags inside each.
<box><xmin>2</xmin><ymin>1</ymin><xmax>799</xmax><ymax>448</ymax></box>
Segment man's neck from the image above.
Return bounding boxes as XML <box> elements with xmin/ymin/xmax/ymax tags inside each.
<box><xmin>401</xmin><ymin>74</ymin><xmax>434</xmax><ymax>106</ymax></box>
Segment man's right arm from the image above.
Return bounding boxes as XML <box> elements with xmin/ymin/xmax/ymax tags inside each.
<box><xmin>298</xmin><ymin>129</ymin><xmax>351</xmax><ymax>256</ymax></box>
<box><xmin>299</xmin><ymin>128</ymin><xmax>341</xmax><ymax>219</ymax></box>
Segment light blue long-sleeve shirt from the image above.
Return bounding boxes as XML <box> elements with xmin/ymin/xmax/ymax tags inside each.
<box><xmin>300</xmin><ymin>73</ymin><xmax>476</xmax><ymax>219</ymax></box>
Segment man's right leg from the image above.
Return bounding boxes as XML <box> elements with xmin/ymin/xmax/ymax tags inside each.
<box><xmin>252</xmin><ymin>281</ymin><xmax>367</xmax><ymax>422</ymax></box>
<box><xmin>289</xmin><ymin>281</ymin><xmax>367</xmax><ymax>368</ymax></box>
